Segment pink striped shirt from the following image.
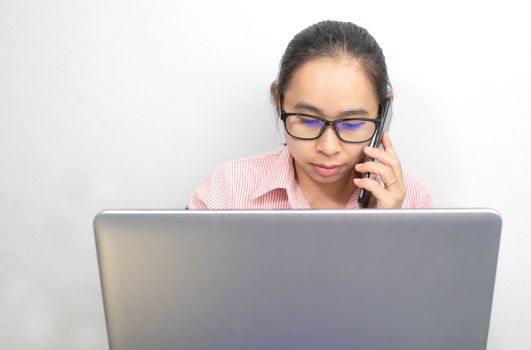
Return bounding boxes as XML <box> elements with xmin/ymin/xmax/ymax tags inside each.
<box><xmin>186</xmin><ymin>147</ymin><xmax>432</xmax><ymax>209</ymax></box>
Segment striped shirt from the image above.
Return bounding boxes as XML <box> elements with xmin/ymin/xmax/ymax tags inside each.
<box><xmin>186</xmin><ymin>147</ymin><xmax>432</xmax><ymax>209</ymax></box>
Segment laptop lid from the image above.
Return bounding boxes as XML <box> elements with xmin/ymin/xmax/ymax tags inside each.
<box><xmin>94</xmin><ymin>209</ymin><xmax>501</xmax><ymax>350</ymax></box>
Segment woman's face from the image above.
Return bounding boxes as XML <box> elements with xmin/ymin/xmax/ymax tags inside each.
<box><xmin>282</xmin><ymin>56</ymin><xmax>380</xmax><ymax>187</ymax></box>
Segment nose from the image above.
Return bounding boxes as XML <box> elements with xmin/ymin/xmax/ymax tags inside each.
<box><xmin>316</xmin><ymin>126</ymin><xmax>341</xmax><ymax>156</ymax></box>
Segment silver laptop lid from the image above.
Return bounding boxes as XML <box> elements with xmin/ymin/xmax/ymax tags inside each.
<box><xmin>94</xmin><ymin>209</ymin><xmax>501</xmax><ymax>350</ymax></box>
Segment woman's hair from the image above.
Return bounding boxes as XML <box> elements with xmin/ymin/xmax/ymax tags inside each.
<box><xmin>273</xmin><ymin>20</ymin><xmax>391</xmax><ymax>108</ymax></box>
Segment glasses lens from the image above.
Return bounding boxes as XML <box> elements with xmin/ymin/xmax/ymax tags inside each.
<box><xmin>285</xmin><ymin>115</ymin><xmax>325</xmax><ymax>139</ymax></box>
<box><xmin>336</xmin><ymin>119</ymin><xmax>377</xmax><ymax>142</ymax></box>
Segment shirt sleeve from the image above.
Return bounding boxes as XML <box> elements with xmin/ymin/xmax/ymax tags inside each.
<box><xmin>401</xmin><ymin>173</ymin><xmax>433</xmax><ymax>209</ymax></box>
<box><xmin>186</xmin><ymin>162</ymin><xmax>233</xmax><ymax>209</ymax></box>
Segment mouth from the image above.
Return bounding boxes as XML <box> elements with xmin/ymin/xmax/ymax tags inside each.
<box><xmin>311</xmin><ymin>163</ymin><xmax>344</xmax><ymax>177</ymax></box>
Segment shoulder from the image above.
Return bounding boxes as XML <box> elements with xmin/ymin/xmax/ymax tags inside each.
<box><xmin>225</xmin><ymin>148</ymin><xmax>286</xmax><ymax>186</ymax></box>
<box><xmin>402</xmin><ymin>171</ymin><xmax>433</xmax><ymax>208</ymax></box>
<box><xmin>186</xmin><ymin>148</ymin><xmax>285</xmax><ymax>209</ymax></box>
<box><xmin>229</xmin><ymin>148</ymin><xmax>284</xmax><ymax>171</ymax></box>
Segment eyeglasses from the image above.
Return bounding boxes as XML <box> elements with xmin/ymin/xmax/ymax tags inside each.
<box><xmin>280</xmin><ymin>111</ymin><xmax>381</xmax><ymax>143</ymax></box>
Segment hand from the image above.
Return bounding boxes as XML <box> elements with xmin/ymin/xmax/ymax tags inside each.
<box><xmin>353</xmin><ymin>132</ymin><xmax>406</xmax><ymax>208</ymax></box>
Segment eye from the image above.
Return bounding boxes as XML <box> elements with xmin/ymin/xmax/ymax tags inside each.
<box><xmin>338</xmin><ymin>121</ymin><xmax>365</xmax><ymax>130</ymax></box>
<box><xmin>303</xmin><ymin>118</ymin><xmax>323</xmax><ymax>127</ymax></box>
<box><xmin>294</xmin><ymin>116</ymin><xmax>324</xmax><ymax>128</ymax></box>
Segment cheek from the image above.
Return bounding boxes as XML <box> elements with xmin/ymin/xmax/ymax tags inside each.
<box><xmin>285</xmin><ymin>137</ymin><xmax>314</xmax><ymax>163</ymax></box>
<box><xmin>285</xmin><ymin>139</ymin><xmax>305</xmax><ymax>158</ymax></box>
<box><xmin>345</xmin><ymin>145</ymin><xmax>367</xmax><ymax>164</ymax></box>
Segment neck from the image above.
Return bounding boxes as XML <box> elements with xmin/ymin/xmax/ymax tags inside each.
<box><xmin>294</xmin><ymin>162</ymin><xmax>357</xmax><ymax>208</ymax></box>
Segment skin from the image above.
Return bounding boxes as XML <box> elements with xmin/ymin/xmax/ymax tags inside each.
<box><xmin>273</xmin><ymin>56</ymin><xmax>406</xmax><ymax>208</ymax></box>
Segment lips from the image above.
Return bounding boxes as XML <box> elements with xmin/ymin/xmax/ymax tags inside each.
<box><xmin>311</xmin><ymin>163</ymin><xmax>343</xmax><ymax>177</ymax></box>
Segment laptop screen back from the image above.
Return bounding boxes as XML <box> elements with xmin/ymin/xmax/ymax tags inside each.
<box><xmin>94</xmin><ymin>209</ymin><xmax>501</xmax><ymax>350</ymax></box>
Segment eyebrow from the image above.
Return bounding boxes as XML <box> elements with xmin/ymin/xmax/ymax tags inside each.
<box><xmin>293</xmin><ymin>101</ymin><xmax>370</xmax><ymax>117</ymax></box>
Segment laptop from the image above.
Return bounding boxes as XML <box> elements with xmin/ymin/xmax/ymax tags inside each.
<box><xmin>94</xmin><ymin>209</ymin><xmax>501</xmax><ymax>350</ymax></box>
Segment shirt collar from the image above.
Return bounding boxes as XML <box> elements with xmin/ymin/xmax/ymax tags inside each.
<box><xmin>251</xmin><ymin>146</ymin><xmax>361</xmax><ymax>209</ymax></box>
<box><xmin>251</xmin><ymin>146</ymin><xmax>295</xmax><ymax>201</ymax></box>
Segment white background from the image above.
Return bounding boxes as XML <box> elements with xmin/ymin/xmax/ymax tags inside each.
<box><xmin>1</xmin><ymin>0</ymin><xmax>530</xmax><ymax>349</ymax></box>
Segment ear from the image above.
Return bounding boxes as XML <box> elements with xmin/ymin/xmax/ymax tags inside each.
<box><xmin>270</xmin><ymin>82</ymin><xmax>280</xmax><ymax>114</ymax></box>
<box><xmin>386</xmin><ymin>89</ymin><xmax>394</xmax><ymax>101</ymax></box>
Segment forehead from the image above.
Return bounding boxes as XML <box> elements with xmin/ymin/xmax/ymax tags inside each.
<box><xmin>284</xmin><ymin>57</ymin><xmax>379</xmax><ymax>113</ymax></box>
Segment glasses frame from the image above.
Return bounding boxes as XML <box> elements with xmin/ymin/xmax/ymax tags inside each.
<box><xmin>279</xmin><ymin>105</ymin><xmax>382</xmax><ymax>144</ymax></box>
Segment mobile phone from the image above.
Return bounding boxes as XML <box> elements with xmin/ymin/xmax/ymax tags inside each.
<box><xmin>357</xmin><ymin>98</ymin><xmax>393</xmax><ymax>208</ymax></box>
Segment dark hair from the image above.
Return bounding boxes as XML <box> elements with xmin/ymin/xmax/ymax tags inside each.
<box><xmin>273</xmin><ymin>20</ymin><xmax>391</xmax><ymax>109</ymax></box>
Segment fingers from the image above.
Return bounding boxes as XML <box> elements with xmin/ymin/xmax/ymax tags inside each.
<box><xmin>363</xmin><ymin>133</ymin><xmax>404</xmax><ymax>181</ymax></box>
<box><xmin>354</xmin><ymin>177</ymin><xmax>388</xmax><ymax>200</ymax></box>
<box><xmin>354</xmin><ymin>133</ymin><xmax>406</xmax><ymax>208</ymax></box>
<box><xmin>354</xmin><ymin>175</ymin><xmax>405</xmax><ymax>208</ymax></box>
<box><xmin>364</xmin><ymin>143</ymin><xmax>399</xmax><ymax>171</ymax></box>
<box><xmin>382</xmin><ymin>133</ymin><xmax>402</xmax><ymax>180</ymax></box>
<box><xmin>355</xmin><ymin>161</ymin><xmax>396</xmax><ymax>190</ymax></box>
<box><xmin>354</xmin><ymin>176</ymin><xmax>405</xmax><ymax>209</ymax></box>
<box><xmin>381</xmin><ymin>132</ymin><xmax>398</xmax><ymax>158</ymax></box>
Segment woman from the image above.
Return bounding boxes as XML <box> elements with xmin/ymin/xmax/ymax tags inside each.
<box><xmin>187</xmin><ymin>20</ymin><xmax>432</xmax><ymax>209</ymax></box>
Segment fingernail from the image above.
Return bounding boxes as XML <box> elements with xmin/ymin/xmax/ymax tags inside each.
<box><xmin>353</xmin><ymin>178</ymin><xmax>360</xmax><ymax>184</ymax></box>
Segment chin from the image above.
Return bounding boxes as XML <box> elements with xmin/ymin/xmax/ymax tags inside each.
<box><xmin>309</xmin><ymin>170</ymin><xmax>351</xmax><ymax>184</ymax></box>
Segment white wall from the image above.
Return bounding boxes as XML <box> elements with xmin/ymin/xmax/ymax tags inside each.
<box><xmin>1</xmin><ymin>0</ymin><xmax>530</xmax><ymax>348</ymax></box>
